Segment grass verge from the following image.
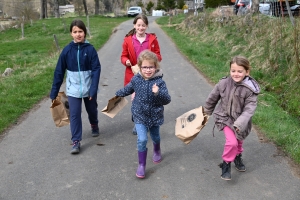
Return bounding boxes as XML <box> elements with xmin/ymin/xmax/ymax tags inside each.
<box><xmin>0</xmin><ymin>16</ymin><xmax>128</xmax><ymax>134</ymax></box>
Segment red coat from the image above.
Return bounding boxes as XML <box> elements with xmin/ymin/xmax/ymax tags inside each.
<box><xmin>121</xmin><ymin>33</ymin><xmax>162</xmax><ymax>86</ymax></box>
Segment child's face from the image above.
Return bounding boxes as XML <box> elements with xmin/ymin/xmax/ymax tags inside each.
<box><xmin>140</xmin><ymin>60</ymin><xmax>156</xmax><ymax>79</ymax></box>
<box><xmin>134</xmin><ymin>19</ymin><xmax>147</xmax><ymax>36</ymax></box>
<box><xmin>71</xmin><ymin>26</ymin><xmax>85</xmax><ymax>43</ymax></box>
<box><xmin>230</xmin><ymin>62</ymin><xmax>249</xmax><ymax>83</ymax></box>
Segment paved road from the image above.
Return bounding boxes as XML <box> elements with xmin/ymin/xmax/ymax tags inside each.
<box><xmin>0</xmin><ymin>17</ymin><xmax>299</xmax><ymax>200</ymax></box>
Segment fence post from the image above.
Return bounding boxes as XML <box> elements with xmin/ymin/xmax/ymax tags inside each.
<box><xmin>21</xmin><ymin>23</ymin><xmax>24</xmax><ymax>38</ymax></box>
<box><xmin>53</xmin><ymin>34</ymin><xmax>60</xmax><ymax>52</ymax></box>
<box><xmin>285</xmin><ymin>0</ymin><xmax>295</xmax><ymax>27</ymax></box>
<box><xmin>87</xmin><ymin>15</ymin><xmax>90</xmax><ymax>31</ymax></box>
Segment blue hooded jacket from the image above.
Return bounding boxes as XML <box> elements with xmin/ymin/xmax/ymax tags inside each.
<box><xmin>50</xmin><ymin>40</ymin><xmax>101</xmax><ymax>100</ymax></box>
<box><xmin>116</xmin><ymin>70</ymin><xmax>171</xmax><ymax>127</ymax></box>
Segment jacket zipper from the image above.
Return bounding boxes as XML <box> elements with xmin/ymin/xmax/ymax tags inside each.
<box><xmin>77</xmin><ymin>45</ymin><xmax>83</xmax><ymax>98</ymax></box>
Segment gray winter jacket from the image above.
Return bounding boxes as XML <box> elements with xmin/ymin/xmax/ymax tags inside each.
<box><xmin>204</xmin><ymin>76</ymin><xmax>260</xmax><ymax>140</ymax></box>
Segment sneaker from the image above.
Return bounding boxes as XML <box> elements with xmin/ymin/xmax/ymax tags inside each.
<box><xmin>234</xmin><ymin>154</ymin><xmax>246</xmax><ymax>172</ymax></box>
<box><xmin>70</xmin><ymin>141</ymin><xmax>80</xmax><ymax>154</ymax></box>
<box><xmin>219</xmin><ymin>161</ymin><xmax>231</xmax><ymax>180</ymax></box>
<box><xmin>91</xmin><ymin>125</ymin><xmax>99</xmax><ymax>137</ymax></box>
<box><xmin>132</xmin><ymin>126</ymin><xmax>137</xmax><ymax>135</ymax></box>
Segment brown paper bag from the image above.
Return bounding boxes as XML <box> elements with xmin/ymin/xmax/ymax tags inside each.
<box><xmin>50</xmin><ymin>91</ymin><xmax>70</xmax><ymax>127</ymax></box>
<box><xmin>101</xmin><ymin>96</ymin><xmax>128</xmax><ymax>118</ymax></box>
<box><xmin>175</xmin><ymin>106</ymin><xmax>209</xmax><ymax>144</ymax></box>
<box><xmin>131</xmin><ymin>64</ymin><xmax>139</xmax><ymax>75</ymax></box>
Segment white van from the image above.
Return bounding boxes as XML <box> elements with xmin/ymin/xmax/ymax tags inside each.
<box><xmin>127</xmin><ymin>6</ymin><xmax>142</xmax><ymax>17</ymax></box>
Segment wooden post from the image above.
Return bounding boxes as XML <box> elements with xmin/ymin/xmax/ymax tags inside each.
<box><xmin>62</xmin><ymin>18</ymin><xmax>66</xmax><ymax>32</ymax></box>
<box><xmin>53</xmin><ymin>34</ymin><xmax>60</xmax><ymax>52</ymax></box>
<box><xmin>285</xmin><ymin>0</ymin><xmax>295</xmax><ymax>27</ymax></box>
<box><xmin>87</xmin><ymin>27</ymin><xmax>91</xmax><ymax>38</ymax></box>
<box><xmin>87</xmin><ymin>15</ymin><xmax>90</xmax><ymax>32</ymax></box>
<box><xmin>21</xmin><ymin>23</ymin><xmax>24</xmax><ymax>38</ymax></box>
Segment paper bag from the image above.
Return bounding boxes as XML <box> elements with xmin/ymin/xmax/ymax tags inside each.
<box><xmin>131</xmin><ymin>64</ymin><xmax>139</xmax><ymax>75</ymax></box>
<box><xmin>101</xmin><ymin>96</ymin><xmax>128</xmax><ymax>118</ymax></box>
<box><xmin>50</xmin><ymin>91</ymin><xmax>70</xmax><ymax>127</ymax></box>
<box><xmin>175</xmin><ymin>106</ymin><xmax>209</xmax><ymax>144</ymax></box>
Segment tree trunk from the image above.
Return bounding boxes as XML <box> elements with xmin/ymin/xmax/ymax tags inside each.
<box><xmin>95</xmin><ymin>0</ymin><xmax>100</xmax><ymax>15</ymax></box>
<box><xmin>54</xmin><ymin>0</ymin><xmax>60</xmax><ymax>18</ymax></box>
<box><xmin>83</xmin><ymin>0</ymin><xmax>88</xmax><ymax>16</ymax></box>
<box><xmin>44</xmin><ymin>0</ymin><xmax>48</xmax><ymax>18</ymax></box>
<box><xmin>252</xmin><ymin>0</ymin><xmax>259</xmax><ymax>13</ymax></box>
<box><xmin>40</xmin><ymin>0</ymin><xmax>45</xmax><ymax>19</ymax></box>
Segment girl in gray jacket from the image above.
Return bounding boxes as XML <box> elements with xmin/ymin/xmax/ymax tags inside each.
<box><xmin>204</xmin><ymin>56</ymin><xmax>260</xmax><ymax>181</ymax></box>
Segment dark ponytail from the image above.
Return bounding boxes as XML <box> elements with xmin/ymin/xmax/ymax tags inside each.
<box><xmin>126</xmin><ymin>28</ymin><xmax>136</xmax><ymax>37</ymax></box>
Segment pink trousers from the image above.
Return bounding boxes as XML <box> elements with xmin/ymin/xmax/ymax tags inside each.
<box><xmin>222</xmin><ymin>126</ymin><xmax>244</xmax><ymax>163</ymax></box>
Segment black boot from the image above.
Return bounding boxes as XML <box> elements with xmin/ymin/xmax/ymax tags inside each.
<box><xmin>219</xmin><ymin>161</ymin><xmax>231</xmax><ymax>180</ymax></box>
<box><xmin>234</xmin><ymin>153</ymin><xmax>246</xmax><ymax>172</ymax></box>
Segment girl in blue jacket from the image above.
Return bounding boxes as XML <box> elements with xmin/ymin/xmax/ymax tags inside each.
<box><xmin>116</xmin><ymin>50</ymin><xmax>171</xmax><ymax>178</ymax></box>
<box><xmin>50</xmin><ymin>19</ymin><xmax>101</xmax><ymax>154</ymax></box>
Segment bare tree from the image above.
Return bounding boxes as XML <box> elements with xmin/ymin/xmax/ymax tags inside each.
<box><xmin>252</xmin><ymin>0</ymin><xmax>259</xmax><ymax>13</ymax></box>
<box><xmin>54</xmin><ymin>0</ymin><xmax>60</xmax><ymax>18</ymax></box>
<box><xmin>99</xmin><ymin>1</ymin><xmax>106</xmax><ymax>14</ymax></box>
<box><xmin>74</xmin><ymin>0</ymin><xmax>84</xmax><ymax>16</ymax></box>
<box><xmin>13</xmin><ymin>0</ymin><xmax>39</xmax><ymax>20</ymax></box>
<box><xmin>95</xmin><ymin>0</ymin><xmax>100</xmax><ymax>15</ymax></box>
<box><xmin>45</xmin><ymin>0</ymin><xmax>48</xmax><ymax>18</ymax></box>
<box><xmin>83</xmin><ymin>0</ymin><xmax>88</xmax><ymax>16</ymax></box>
<box><xmin>40</xmin><ymin>0</ymin><xmax>45</xmax><ymax>18</ymax></box>
<box><xmin>39</xmin><ymin>0</ymin><xmax>48</xmax><ymax>18</ymax></box>
<box><xmin>59</xmin><ymin>0</ymin><xmax>70</xmax><ymax>4</ymax></box>
<box><xmin>103</xmin><ymin>0</ymin><xmax>112</xmax><ymax>12</ymax></box>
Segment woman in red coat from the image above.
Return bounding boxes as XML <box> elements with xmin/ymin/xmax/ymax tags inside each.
<box><xmin>121</xmin><ymin>14</ymin><xmax>162</xmax><ymax>134</ymax></box>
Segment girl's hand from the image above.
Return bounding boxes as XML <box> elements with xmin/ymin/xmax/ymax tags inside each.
<box><xmin>125</xmin><ymin>60</ymin><xmax>131</xmax><ymax>66</ymax></box>
<box><xmin>89</xmin><ymin>97</ymin><xmax>92</xmax><ymax>100</ymax></box>
<box><xmin>235</xmin><ymin>127</ymin><xmax>239</xmax><ymax>133</ymax></box>
<box><xmin>152</xmin><ymin>83</ymin><xmax>159</xmax><ymax>94</ymax></box>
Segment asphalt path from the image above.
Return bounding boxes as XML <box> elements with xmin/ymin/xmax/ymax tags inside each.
<box><xmin>0</xmin><ymin>16</ymin><xmax>299</xmax><ymax>200</ymax></box>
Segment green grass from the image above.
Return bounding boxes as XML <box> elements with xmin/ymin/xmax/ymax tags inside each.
<box><xmin>0</xmin><ymin>15</ymin><xmax>128</xmax><ymax>133</ymax></box>
<box><xmin>156</xmin><ymin>13</ymin><xmax>300</xmax><ymax>165</ymax></box>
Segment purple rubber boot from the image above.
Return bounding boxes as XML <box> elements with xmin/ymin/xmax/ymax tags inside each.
<box><xmin>136</xmin><ymin>149</ymin><xmax>147</xmax><ymax>179</ymax></box>
<box><xmin>152</xmin><ymin>143</ymin><xmax>162</xmax><ymax>163</ymax></box>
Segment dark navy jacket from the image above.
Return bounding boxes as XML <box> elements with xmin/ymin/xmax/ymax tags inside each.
<box><xmin>116</xmin><ymin>70</ymin><xmax>171</xmax><ymax>127</ymax></box>
<box><xmin>50</xmin><ymin>40</ymin><xmax>101</xmax><ymax>100</ymax></box>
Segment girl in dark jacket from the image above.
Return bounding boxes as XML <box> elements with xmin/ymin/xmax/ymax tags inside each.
<box><xmin>116</xmin><ymin>50</ymin><xmax>171</xmax><ymax>179</ymax></box>
<box><xmin>204</xmin><ymin>56</ymin><xmax>260</xmax><ymax>181</ymax></box>
<box><xmin>50</xmin><ymin>19</ymin><xmax>101</xmax><ymax>154</ymax></box>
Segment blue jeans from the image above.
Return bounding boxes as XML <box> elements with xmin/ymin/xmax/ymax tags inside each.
<box><xmin>135</xmin><ymin>124</ymin><xmax>160</xmax><ymax>152</ymax></box>
<box><xmin>68</xmin><ymin>96</ymin><xmax>98</xmax><ymax>142</ymax></box>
